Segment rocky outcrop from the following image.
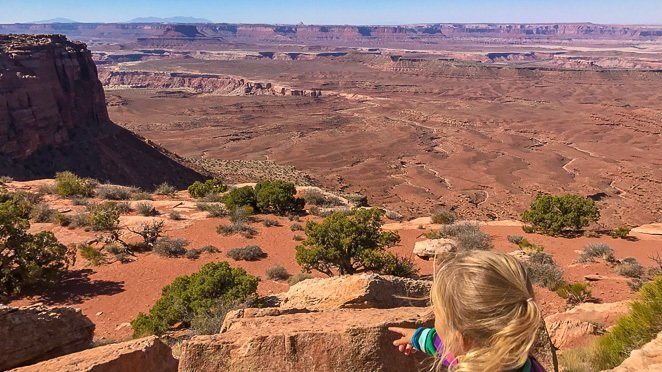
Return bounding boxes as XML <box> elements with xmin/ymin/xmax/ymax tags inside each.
<box><xmin>413</xmin><ymin>238</ymin><xmax>457</xmax><ymax>260</ymax></box>
<box><xmin>0</xmin><ymin>34</ymin><xmax>203</xmax><ymax>188</ymax></box>
<box><xmin>180</xmin><ymin>307</ymin><xmax>435</xmax><ymax>372</ymax></box>
<box><xmin>0</xmin><ymin>304</ymin><xmax>94</xmax><ymax>370</ymax></box>
<box><xmin>12</xmin><ymin>336</ymin><xmax>177</xmax><ymax>372</ymax></box>
<box><xmin>278</xmin><ymin>274</ymin><xmax>431</xmax><ymax>310</ymax></box>
<box><xmin>604</xmin><ymin>331</ymin><xmax>662</xmax><ymax>372</ymax></box>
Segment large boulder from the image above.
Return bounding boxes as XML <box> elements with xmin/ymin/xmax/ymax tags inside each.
<box><xmin>413</xmin><ymin>239</ymin><xmax>457</xmax><ymax>260</ymax></box>
<box><xmin>604</xmin><ymin>331</ymin><xmax>662</xmax><ymax>372</ymax></box>
<box><xmin>279</xmin><ymin>274</ymin><xmax>431</xmax><ymax>310</ymax></box>
<box><xmin>0</xmin><ymin>304</ymin><xmax>94</xmax><ymax>370</ymax></box>
<box><xmin>12</xmin><ymin>336</ymin><xmax>177</xmax><ymax>372</ymax></box>
<box><xmin>179</xmin><ymin>307</ymin><xmax>435</xmax><ymax>372</ymax></box>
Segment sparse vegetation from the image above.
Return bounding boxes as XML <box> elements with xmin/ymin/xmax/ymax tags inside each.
<box><xmin>71</xmin><ymin>212</ymin><xmax>91</xmax><ymax>228</ymax></box>
<box><xmin>290</xmin><ymin>223</ymin><xmax>304</xmax><ymax>231</ymax></box>
<box><xmin>153</xmin><ymin>237</ymin><xmax>189</xmax><ymax>257</ymax></box>
<box><xmin>184</xmin><ymin>245</ymin><xmax>219</xmax><ymax>260</ymax></box>
<box><xmin>154</xmin><ymin>182</ymin><xmax>177</xmax><ymax>196</ymax></box>
<box><xmin>266</xmin><ymin>265</ymin><xmax>290</xmax><ymax>280</ymax></box>
<box><xmin>521</xmin><ymin>194</ymin><xmax>599</xmax><ymax>236</ymax></box>
<box><xmin>190</xmin><ymin>298</ymin><xmax>242</xmax><ymax>335</ymax></box>
<box><xmin>610</xmin><ymin>225</ymin><xmax>631</xmax><ymax>239</ymax></box>
<box><xmin>104</xmin><ymin>243</ymin><xmax>130</xmax><ymax>263</ymax></box>
<box><xmin>262</xmin><ymin>218</ymin><xmax>280</xmax><ymax>227</ymax></box>
<box><xmin>127</xmin><ymin>220</ymin><xmax>164</xmax><ymax>250</ymax></box>
<box><xmin>377</xmin><ymin>253</ymin><xmax>418</xmax><ymax>278</ymax></box>
<box><xmin>441</xmin><ymin>222</ymin><xmax>493</xmax><ymax>251</ymax></box>
<box><xmin>385</xmin><ymin>210</ymin><xmax>403</xmax><ymax>221</ymax></box>
<box><xmin>288</xmin><ymin>272</ymin><xmax>314</xmax><ymax>286</ymax></box>
<box><xmin>96</xmin><ymin>185</ymin><xmax>134</xmax><ymax>200</ymax></box>
<box><xmin>295</xmin><ymin>208</ymin><xmax>401</xmax><ymax>276</ymax></box>
<box><xmin>216</xmin><ymin>221</ymin><xmax>258</xmax><ymax>238</ymax></box>
<box><xmin>616</xmin><ymin>257</ymin><xmax>644</xmax><ymax>278</ymax></box>
<box><xmin>526</xmin><ymin>252</ymin><xmax>565</xmax><ymax>291</ymax></box>
<box><xmin>70</xmin><ymin>196</ymin><xmax>90</xmax><ymax>206</ymax></box>
<box><xmin>196</xmin><ymin>202</ymin><xmax>227</xmax><ymax>217</ymax></box>
<box><xmin>1</xmin><ymin>191</ymin><xmax>74</xmax><ymax>301</ymax></box>
<box><xmin>131</xmin><ymin>191</ymin><xmax>153</xmax><ymax>201</ymax></box>
<box><xmin>131</xmin><ymin>262</ymin><xmax>258</xmax><ymax>337</ymax></box>
<box><xmin>54</xmin><ymin>213</ymin><xmax>72</xmax><ymax>227</ymax></box>
<box><xmin>199</xmin><ymin>192</ymin><xmax>223</xmax><ymax>203</ymax></box>
<box><xmin>168</xmin><ymin>210</ymin><xmax>183</xmax><ymax>220</ymax></box>
<box><xmin>31</xmin><ymin>203</ymin><xmax>56</xmax><ymax>223</ymax></box>
<box><xmin>222</xmin><ymin>186</ymin><xmax>257</xmax><ymax>212</ymax></box>
<box><xmin>431</xmin><ymin>210</ymin><xmax>456</xmax><ymax>224</ymax></box>
<box><xmin>293</xmin><ymin>235</ymin><xmax>305</xmax><ymax>241</ymax></box>
<box><xmin>188</xmin><ymin>178</ymin><xmax>227</xmax><ymax>198</ymax></box>
<box><xmin>136</xmin><ymin>202</ymin><xmax>159</xmax><ymax>216</ymax></box>
<box><xmin>516</xmin><ymin>238</ymin><xmax>544</xmax><ymax>253</ymax></box>
<box><xmin>36</xmin><ymin>183</ymin><xmax>56</xmax><ymax>195</ymax></box>
<box><xmin>55</xmin><ymin>171</ymin><xmax>96</xmax><ymax>197</ymax></box>
<box><xmin>556</xmin><ymin>282</ymin><xmax>593</xmax><ymax>306</ymax></box>
<box><xmin>507</xmin><ymin>235</ymin><xmax>524</xmax><ymax>245</ymax></box>
<box><xmin>87</xmin><ymin>202</ymin><xmax>120</xmax><ymax>231</ymax></box>
<box><xmin>115</xmin><ymin>201</ymin><xmax>132</xmax><ymax>214</ymax></box>
<box><xmin>0</xmin><ymin>176</ymin><xmax>13</xmax><ymax>184</ymax></box>
<box><xmin>578</xmin><ymin>243</ymin><xmax>615</xmax><ymax>263</ymax></box>
<box><xmin>300</xmin><ymin>189</ymin><xmax>344</xmax><ymax>208</ymax></box>
<box><xmin>79</xmin><ymin>244</ymin><xmax>105</xmax><ymax>266</ymax></box>
<box><xmin>345</xmin><ymin>193</ymin><xmax>368</xmax><ymax>207</ymax></box>
<box><xmin>227</xmin><ymin>245</ymin><xmax>265</xmax><ymax>261</ymax></box>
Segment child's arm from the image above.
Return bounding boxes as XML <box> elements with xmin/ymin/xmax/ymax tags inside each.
<box><xmin>388</xmin><ymin>327</ymin><xmax>417</xmax><ymax>356</ymax></box>
<box><xmin>389</xmin><ymin>327</ymin><xmax>445</xmax><ymax>357</ymax></box>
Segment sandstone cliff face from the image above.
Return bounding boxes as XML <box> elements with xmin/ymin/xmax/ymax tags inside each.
<box><xmin>0</xmin><ymin>34</ymin><xmax>203</xmax><ymax>188</ymax></box>
<box><xmin>0</xmin><ymin>304</ymin><xmax>94</xmax><ymax>370</ymax></box>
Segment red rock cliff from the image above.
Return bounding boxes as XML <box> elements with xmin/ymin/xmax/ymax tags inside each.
<box><xmin>0</xmin><ymin>34</ymin><xmax>203</xmax><ymax>187</ymax></box>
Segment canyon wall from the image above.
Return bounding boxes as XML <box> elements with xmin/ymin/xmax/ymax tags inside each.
<box><xmin>0</xmin><ymin>34</ymin><xmax>203</xmax><ymax>187</ymax></box>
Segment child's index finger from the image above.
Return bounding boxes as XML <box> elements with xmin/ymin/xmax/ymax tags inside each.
<box><xmin>387</xmin><ymin>326</ymin><xmax>407</xmax><ymax>335</ymax></box>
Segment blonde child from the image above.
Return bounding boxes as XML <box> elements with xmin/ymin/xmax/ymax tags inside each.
<box><xmin>390</xmin><ymin>250</ymin><xmax>544</xmax><ymax>371</ymax></box>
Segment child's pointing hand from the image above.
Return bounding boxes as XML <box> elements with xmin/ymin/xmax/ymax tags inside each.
<box><xmin>388</xmin><ymin>327</ymin><xmax>417</xmax><ymax>356</ymax></box>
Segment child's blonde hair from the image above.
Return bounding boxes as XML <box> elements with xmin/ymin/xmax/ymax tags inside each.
<box><xmin>431</xmin><ymin>250</ymin><xmax>541</xmax><ymax>371</ymax></box>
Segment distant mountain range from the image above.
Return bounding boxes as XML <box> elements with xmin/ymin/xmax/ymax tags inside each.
<box><xmin>127</xmin><ymin>17</ymin><xmax>213</xmax><ymax>24</ymax></box>
<box><xmin>33</xmin><ymin>17</ymin><xmax>79</xmax><ymax>24</ymax></box>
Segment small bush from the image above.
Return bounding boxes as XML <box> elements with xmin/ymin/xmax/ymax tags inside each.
<box><xmin>188</xmin><ymin>178</ymin><xmax>227</xmax><ymax>198</ymax></box>
<box><xmin>522</xmin><ymin>194</ymin><xmax>600</xmax><ymax>236</ymax></box>
<box><xmin>345</xmin><ymin>193</ymin><xmax>368</xmax><ymax>207</ymax></box>
<box><xmin>87</xmin><ymin>202</ymin><xmax>120</xmax><ymax>231</ymax></box>
<box><xmin>556</xmin><ymin>282</ymin><xmax>593</xmax><ymax>305</ymax></box>
<box><xmin>378</xmin><ymin>253</ymin><xmax>419</xmax><ymax>278</ymax></box>
<box><xmin>300</xmin><ymin>189</ymin><xmax>344</xmax><ymax>207</ymax></box>
<box><xmin>79</xmin><ymin>244</ymin><xmax>105</xmax><ymax>266</ymax></box>
<box><xmin>527</xmin><ymin>252</ymin><xmax>565</xmax><ymax>291</ymax></box>
<box><xmin>229</xmin><ymin>205</ymin><xmax>254</xmax><ymax>223</ymax></box>
<box><xmin>517</xmin><ymin>238</ymin><xmax>544</xmax><ymax>253</ymax></box>
<box><xmin>288</xmin><ymin>272</ymin><xmax>314</xmax><ymax>286</ymax></box>
<box><xmin>104</xmin><ymin>243</ymin><xmax>131</xmax><ymax>263</ymax></box>
<box><xmin>168</xmin><ymin>210</ymin><xmax>183</xmax><ymax>220</ymax></box>
<box><xmin>71</xmin><ymin>212</ymin><xmax>91</xmax><ymax>228</ymax></box>
<box><xmin>153</xmin><ymin>237</ymin><xmax>189</xmax><ymax>257</ymax></box>
<box><xmin>136</xmin><ymin>202</ymin><xmax>159</xmax><ymax>216</ymax></box>
<box><xmin>431</xmin><ymin>210</ymin><xmax>455</xmax><ymax>225</ymax></box>
<box><xmin>70</xmin><ymin>196</ymin><xmax>90</xmax><ymax>206</ymax></box>
<box><xmin>441</xmin><ymin>222</ymin><xmax>493</xmax><ymax>251</ymax></box>
<box><xmin>55</xmin><ymin>171</ymin><xmax>95</xmax><ymax>197</ymax></box>
<box><xmin>584</xmin><ymin>230</ymin><xmax>601</xmax><ymax>238</ymax></box>
<box><xmin>616</xmin><ymin>257</ymin><xmax>644</xmax><ymax>278</ymax></box>
<box><xmin>262</xmin><ymin>219</ymin><xmax>280</xmax><ymax>227</ymax></box>
<box><xmin>185</xmin><ymin>249</ymin><xmax>201</xmax><ymax>260</ymax></box>
<box><xmin>223</xmin><ymin>186</ymin><xmax>257</xmax><ymax>211</ymax></box>
<box><xmin>54</xmin><ymin>213</ymin><xmax>72</xmax><ymax>227</ymax></box>
<box><xmin>290</xmin><ymin>223</ymin><xmax>304</xmax><ymax>231</ymax></box>
<box><xmin>0</xmin><ymin>176</ymin><xmax>13</xmax><ymax>183</ymax></box>
<box><xmin>196</xmin><ymin>202</ymin><xmax>227</xmax><ymax>217</ymax></box>
<box><xmin>578</xmin><ymin>243</ymin><xmax>615</xmax><ymax>263</ymax></box>
<box><xmin>199</xmin><ymin>192</ymin><xmax>223</xmax><ymax>203</ymax></box>
<box><xmin>610</xmin><ymin>225</ymin><xmax>631</xmax><ymax>239</ymax></box>
<box><xmin>190</xmin><ymin>299</ymin><xmax>240</xmax><ymax>335</ymax></box>
<box><xmin>96</xmin><ymin>185</ymin><xmax>133</xmax><ymax>200</ymax></box>
<box><xmin>522</xmin><ymin>225</ymin><xmax>535</xmax><ymax>234</ymax></box>
<box><xmin>131</xmin><ymin>262</ymin><xmax>258</xmax><ymax>337</ymax></box>
<box><xmin>266</xmin><ymin>265</ymin><xmax>290</xmax><ymax>280</ymax></box>
<box><xmin>216</xmin><ymin>222</ymin><xmax>258</xmax><ymax>239</ymax></box>
<box><xmin>507</xmin><ymin>235</ymin><xmax>524</xmax><ymax>245</ymax></box>
<box><xmin>293</xmin><ymin>235</ymin><xmax>305</xmax><ymax>241</ymax></box>
<box><xmin>31</xmin><ymin>203</ymin><xmax>56</xmax><ymax>223</ymax></box>
<box><xmin>198</xmin><ymin>245</ymin><xmax>219</xmax><ymax>254</ymax></box>
<box><xmin>131</xmin><ymin>191</ymin><xmax>153</xmax><ymax>201</ymax></box>
<box><xmin>37</xmin><ymin>183</ymin><xmax>56</xmax><ymax>194</ymax></box>
<box><xmin>155</xmin><ymin>182</ymin><xmax>177</xmax><ymax>196</ymax></box>
<box><xmin>127</xmin><ymin>220</ymin><xmax>164</xmax><ymax>250</ymax></box>
<box><xmin>227</xmin><ymin>245</ymin><xmax>265</xmax><ymax>261</ymax></box>
<box><xmin>288</xmin><ymin>214</ymin><xmax>300</xmax><ymax>222</ymax></box>
<box><xmin>115</xmin><ymin>201</ymin><xmax>132</xmax><ymax>214</ymax></box>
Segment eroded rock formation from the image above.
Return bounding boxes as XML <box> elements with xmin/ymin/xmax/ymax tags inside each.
<box><xmin>0</xmin><ymin>34</ymin><xmax>203</xmax><ymax>188</ymax></box>
<box><xmin>0</xmin><ymin>304</ymin><xmax>94</xmax><ymax>370</ymax></box>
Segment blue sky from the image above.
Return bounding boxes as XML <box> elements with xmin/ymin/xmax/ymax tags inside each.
<box><xmin>0</xmin><ymin>0</ymin><xmax>660</xmax><ymax>25</ymax></box>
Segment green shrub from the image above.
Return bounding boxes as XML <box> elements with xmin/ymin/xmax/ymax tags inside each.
<box><xmin>290</xmin><ymin>223</ymin><xmax>304</xmax><ymax>231</ymax></box>
<box><xmin>227</xmin><ymin>245</ymin><xmax>265</xmax><ymax>261</ymax></box>
<box><xmin>578</xmin><ymin>243</ymin><xmax>615</xmax><ymax>263</ymax></box>
<box><xmin>130</xmin><ymin>262</ymin><xmax>259</xmax><ymax>337</ymax></box>
<box><xmin>610</xmin><ymin>225</ymin><xmax>631</xmax><ymax>239</ymax></box>
<box><xmin>199</xmin><ymin>192</ymin><xmax>223</xmax><ymax>203</ymax></box>
<box><xmin>55</xmin><ymin>171</ymin><xmax>96</xmax><ymax>197</ymax></box>
<box><xmin>266</xmin><ymin>265</ymin><xmax>290</xmax><ymax>280</ymax></box>
<box><xmin>556</xmin><ymin>282</ymin><xmax>593</xmax><ymax>305</ymax></box>
<box><xmin>522</xmin><ymin>194</ymin><xmax>599</xmax><ymax>236</ymax></box>
<box><xmin>527</xmin><ymin>252</ymin><xmax>565</xmax><ymax>291</ymax></box>
<box><xmin>255</xmin><ymin>180</ymin><xmax>305</xmax><ymax>216</ymax></box>
<box><xmin>591</xmin><ymin>276</ymin><xmax>662</xmax><ymax>369</ymax></box>
<box><xmin>115</xmin><ymin>201</ymin><xmax>132</xmax><ymax>214</ymax></box>
<box><xmin>190</xmin><ymin>298</ymin><xmax>241</xmax><ymax>335</ymax></box>
<box><xmin>262</xmin><ymin>218</ymin><xmax>280</xmax><ymax>227</ymax></box>
<box><xmin>96</xmin><ymin>185</ymin><xmax>134</xmax><ymax>200</ymax></box>
<box><xmin>79</xmin><ymin>244</ymin><xmax>105</xmax><ymax>266</ymax></box>
<box><xmin>0</xmin><ymin>191</ymin><xmax>74</xmax><ymax>301</ymax></box>
<box><xmin>222</xmin><ymin>186</ymin><xmax>257</xmax><ymax>212</ymax></box>
<box><xmin>441</xmin><ymin>222</ymin><xmax>493</xmax><ymax>251</ymax></box>
<box><xmin>377</xmin><ymin>253</ymin><xmax>418</xmax><ymax>278</ymax></box>
<box><xmin>136</xmin><ymin>202</ymin><xmax>159</xmax><ymax>216</ymax></box>
<box><xmin>71</xmin><ymin>212</ymin><xmax>91</xmax><ymax>228</ymax></box>
<box><xmin>153</xmin><ymin>237</ymin><xmax>188</xmax><ymax>257</ymax></box>
<box><xmin>507</xmin><ymin>235</ymin><xmax>524</xmax><ymax>245</ymax></box>
<box><xmin>155</xmin><ymin>182</ymin><xmax>177</xmax><ymax>196</ymax></box>
<box><xmin>168</xmin><ymin>210</ymin><xmax>183</xmax><ymax>220</ymax></box>
<box><xmin>522</xmin><ymin>225</ymin><xmax>535</xmax><ymax>234</ymax></box>
<box><xmin>295</xmin><ymin>208</ymin><xmax>400</xmax><ymax>276</ymax></box>
<box><xmin>54</xmin><ymin>213</ymin><xmax>72</xmax><ymax>227</ymax></box>
<box><xmin>196</xmin><ymin>202</ymin><xmax>227</xmax><ymax>217</ymax></box>
<box><xmin>300</xmin><ymin>189</ymin><xmax>344</xmax><ymax>207</ymax></box>
<box><xmin>216</xmin><ymin>222</ymin><xmax>258</xmax><ymax>238</ymax></box>
<box><xmin>185</xmin><ymin>249</ymin><xmax>201</xmax><ymax>260</ymax></box>
<box><xmin>229</xmin><ymin>205</ymin><xmax>254</xmax><ymax>224</ymax></box>
<box><xmin>131</xmin><ymin>191</ymin><xmax>153</xmax><ymax>201</ymax></box>
<box><xmin>188</xmin><ymin>178</ymin><xmax>227</xmax><ymax>198</ymax></box>
<box><xmin>36</xmin><ymin>183</ymin><xmax>56</xmax><ymax>195</ymax></box>
<box><xmin>87</xmin><ymin>202</ymin><xmax>120</xmax><ymax>231</ymax></box>
<box><xmin>616</xmin><ymin>257</ymin><xmax>644</xmax><ymax>278</ymax></box>
<box><xmin>31</xmin><ymin>203</ymin><xmax>56</xmax><ymax>223</ymax></box>
<box><xmin>288</xmin><ymin>272</ymin><xmax>314</xmax><ymax>286</ymax></box>
<box><xmin>517</xmin><ymin>238</ymin><xmax>544</xmax><ymax>253</ymax></box>
<box><xmin>431</xmin><ymin>210</ymin><xmax>456</xmax><ymax>224</ymax></box>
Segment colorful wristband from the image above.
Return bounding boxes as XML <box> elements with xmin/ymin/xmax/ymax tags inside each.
<box><xmin>411</xmin><ymin>327</ymin><xmax>424</xmax><ymax>351</ymax></box>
